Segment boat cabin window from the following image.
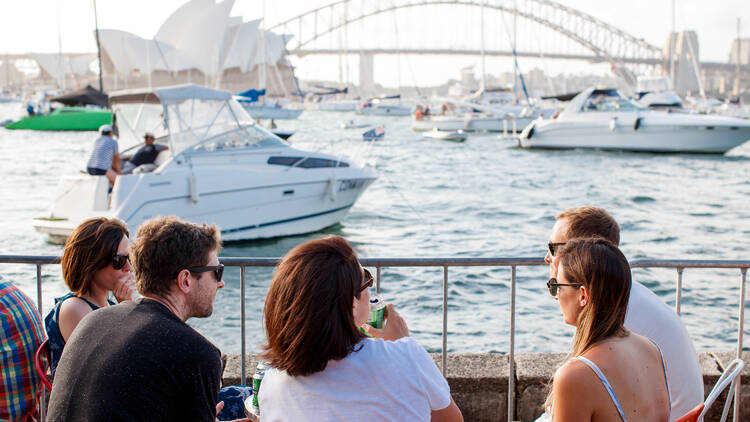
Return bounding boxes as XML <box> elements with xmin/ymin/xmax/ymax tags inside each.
<box><xmin>581</xmin><ymin>94</ymin><xmax>641</xmax><ymax>112</ymax></box>
<box><xmin>268</xmin><ymin>156</ymin><xmax>350</xmax><ymax>168</ymax></box>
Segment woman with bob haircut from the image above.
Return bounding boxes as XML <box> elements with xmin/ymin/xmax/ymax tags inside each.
<box><xmin>45</xmin><ymin>217</ymin><xmax>135</xmax><ymax>373</ymax></box>
<box><xmin>543</xmin><ymin>238</ymin><xmax>670</xmax><ymax>422</ymax></box>
<box><xmin>258</xmin><ymin>235</ymin><xmax>463</xmax><ymax>422</ymax></box>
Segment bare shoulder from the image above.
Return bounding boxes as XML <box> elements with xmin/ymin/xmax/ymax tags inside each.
<box><xmin>59</xmin><ymin>296</ymin><xmax>94</xmax><ymax>319</ymax></box>
<box><xmin>552</xmin><ymin>359</ymin><xmax>601</xmax><ymax>420</ymax></box>
<box><xmin>555</xmin><ymin>358</ymin><xmax>597</xmax><ymax>390</ymax></box>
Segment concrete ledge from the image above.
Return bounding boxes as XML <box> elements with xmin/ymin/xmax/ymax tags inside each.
<box><xmin>222</xmin><ymin>351</ymin><xmax>742</xmax><ymax>422</ymax></box>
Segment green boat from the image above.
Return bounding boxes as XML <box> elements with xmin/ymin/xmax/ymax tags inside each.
<box><xmin>4</xmin><ymin>107</ymin><xmax>112</xmax><ymax>131</ymax></box>
<box><xmin>4</xmin><ymin>85</ymin><xmax>111</xmax><ymax>131</ymax></box>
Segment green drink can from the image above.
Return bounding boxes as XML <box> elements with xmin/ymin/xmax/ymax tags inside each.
<box><xmin>249</xmin><ymin>361</ymin><xmax>267</xmax><ymax>416</ymax></box>
<box><xmin>367</xmin><ymin>294</ymin><xmax>386</xmax><ymax>329</ymax></box>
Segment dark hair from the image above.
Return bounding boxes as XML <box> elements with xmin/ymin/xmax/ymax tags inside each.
<box><xmin>558</xmin><ymin>237</ymin><xmax>631</xmax><ymax>356</ymax></box>
<box><xmin>61</xmin><ymin>218</ymin><xmax>129</xmax><ymax>296</ymax></box>
<box><xmin>261</xmin><ymin>235</ymin><xmax>367</xmax><ymax>376</ymax></box>
<box><xmin>129</xmin><ymin>216</ymin><xmax>221</xmax><ymax>297</ymax></box>
<box><xmin>557</xmin><ymin>206</ymin><xmax>620</xmax><ymax>246</ymax></box>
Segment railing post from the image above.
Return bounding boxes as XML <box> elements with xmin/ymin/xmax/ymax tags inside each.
<box><xmin>734</xmin><ymin>267</ymin><xmax>747</xmax><ymax>422</ymax></box>
<box><xmin>376</xmin><ymin>267</ymin><xmax>381</xmax><ymax>295</ymax></box>
<box><xmin>508</xmin><ymin>266</ymin><xmax>516</xmax><ymax>422</ymax></box>
<box><xmin>675</xmin><ymin>267</ymin><xmax>684</xmax><ymax>316</ymax></box>
<box><xmin>442</xmin><ymin>266</ymin><xmax>448</xmax><ymax>378</ymax></box>
<box><xmin>240</xmin><ymin>266</ymin><xmax>247</xmax><ymax>386</ymax></box>
<box><xmin>36</xmin><ymin>264</ymin><xmax>45</xmax><ymax>422</ymax></box>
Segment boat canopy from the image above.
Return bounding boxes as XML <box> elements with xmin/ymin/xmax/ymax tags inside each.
<box><xmin>49</xmin><ymin>85</ymin><xmax>109</xmax><ymax>108</ymax></box>
<box><xmin>562</xmin><ymin>88</ymin><xmax>643</xmax><ymax>116</ymax></box>
<box><xmin>111</xmin><ymin>84</ymin><xmax>277</xmax><ymax>157</ymax></box>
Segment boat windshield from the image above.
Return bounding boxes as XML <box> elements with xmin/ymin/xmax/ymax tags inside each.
<box><xmin>113</xmin><ymin>103</ymin><xmax>168</xmax><ymax>154</ymax></box>
<box><xmin>164</xmin><ymin>97</ymin><xmax>282</xmax><ymax>155</ymax></box>
<box><xmin>581</xmin><ymin>93</ymin><xmax>642</xmax><ymax>112</ymax></box>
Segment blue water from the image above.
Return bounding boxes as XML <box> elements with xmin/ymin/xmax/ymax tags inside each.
<box><xmin>1</xmin><ymin>103</ymin><xmax>749</xmax><ymax>354</ymax></box>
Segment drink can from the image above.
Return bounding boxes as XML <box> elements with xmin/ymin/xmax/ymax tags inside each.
<box><xmin>249</xmin><ymin>361</ymin><xmax>267</xmax><ymax>416</ymax></box>
<box><xmin>367</xmin><ymin>294</ymin><xmax>386</xmax><ymax>329</ymax></box>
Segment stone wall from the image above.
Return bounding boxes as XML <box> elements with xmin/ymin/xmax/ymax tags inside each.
<box><xmin>222</xmin><ymin>351</ymin><xmax>747</xmax><ymax>422</ymax></box>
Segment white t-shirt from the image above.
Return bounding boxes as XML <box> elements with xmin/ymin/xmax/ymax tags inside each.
<box><xmin>259</xmin><ymin>337</ymin><xmax>451</xmax><ymax>422</ymax></box>
<box><xmin>625</xmin><ymin>281</ymin><xmax>703</xmax><ymax>422</ymax></box>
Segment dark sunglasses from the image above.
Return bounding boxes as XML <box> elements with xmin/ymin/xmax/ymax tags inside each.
<box><xmin>360</xmin><ymin>268</ymin><xmax>374</xmax><ymax>293</ymax></box>
<box><xmin>112</xmin><ymin>254</ymin><xmax>129</xmax><ymax>270</ymax></box>
<box><xmin>186</xmin><ymin>264</ymin><xmax>224</xmax><ymax>282</ymax></box>
<box><xmin>546</xmin><ymin>277</ymin><xmax>581</xmax><ymax>297</ymax></box>
<box><xmin>548</xmin><ymin>242</ymin><xmax>567</xmax><ymax>257</ymax></box>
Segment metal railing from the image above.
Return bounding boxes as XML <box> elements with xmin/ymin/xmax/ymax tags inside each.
<box><xmin>1</xmin><ymin>255</ymin><xmax>748</xmax><ymax>422</ymax></box>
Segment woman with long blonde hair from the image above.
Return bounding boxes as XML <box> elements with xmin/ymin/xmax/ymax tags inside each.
<box><xmin>545</xmin><ymin>238</ymin><xmax>670</xmax><ymax>422</ymax></box>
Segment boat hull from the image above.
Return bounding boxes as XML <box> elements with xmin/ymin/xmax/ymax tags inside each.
<box><xmin>240</xmin><ymin>104</ymin><xmax>303</xmax><ymax>120</ymax></box>
<box><xmin>5</xmin><ymin>108</ymin><xmax>111</xmax><ymax>131</ymax></box>
<box><xmin>412</xmin><ymin>115</ymin><xmax>532</xmax><ymax>132</ymax></box>
<box><xmin>34</xmin><ymin>159</ymin><xmax>377</xmax><ymax>243</ymax></box>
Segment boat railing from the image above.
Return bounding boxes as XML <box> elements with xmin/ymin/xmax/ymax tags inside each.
<box><xmin>1</xmin><ymin>255</ymin><xmax>748</xmax><ymax>422</ymax></box>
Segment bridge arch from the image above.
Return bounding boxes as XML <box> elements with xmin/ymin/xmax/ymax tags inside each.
<box><xmin>268</xmin><ymin>0</ymin><xmax>664</xmax><ymax>82</ymax></box>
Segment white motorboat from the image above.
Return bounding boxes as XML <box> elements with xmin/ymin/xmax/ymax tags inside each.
<box><xmin>356</xmin><ymin>99</ymin><xmax>411</xmax><ymax>116</ymax></box>
<box><xmin>412</xmin><ymin>113</ymin><xmax>504</xmax><ymax>132</ymax></box>
<box><xmin>319</xmin><ymin>100</ymin><xmax>359</xmax><ymax>112</ymax></box>
<box><xmin>422</xmin><ymin>129</ymin><xmax>467</xmax><ymax>142</ymax></box>
<box><xmin>235</xmin><ymin>98</ymin><xmax>304</xmax><ymax>120</ymax></box>
<box><xmin>34</xmin><ymin>84</ymin><xmax>377</xmax><ymax>243</ymax></box>
<box><xmin>340</xmin><ymin>120</ymin><xmax>370</xmax><ymax>129</ymax></box>
<box><xmin>518</xmin><ymin>88</ymin><xmax>750</xmax><ymax>154</ymax></box>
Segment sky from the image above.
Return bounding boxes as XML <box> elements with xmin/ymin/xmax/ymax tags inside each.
<box><xmin>1</xmin><ymin>0</ymin><xmax>748</xmax><ymax>87</ymax></box>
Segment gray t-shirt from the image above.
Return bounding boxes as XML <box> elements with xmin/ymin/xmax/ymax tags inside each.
<box><xmin>86</xmin><ymin>135</ymin><xmax>118</xmax><ymax>170</ymax></box>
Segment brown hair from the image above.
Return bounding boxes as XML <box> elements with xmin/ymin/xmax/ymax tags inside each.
<box><xmin>61</xmin><ymin>218</ymin><xmax>129</xmax><ymax>296</ymax></box>
<box><xmin>261</xmin><ymin>235</ymin><xmax>367</xmax><ymax>376</ymax></box>
<box><xmin>129</xmin><ymin>216</ymin><xmax>221</xmax><ymax>297</ymax></box>
<box><xmin>544</xmin><ymin>238</ymin><xmax>631</xmax><ymax>410</ymax></box>
<box><xmin>556</xmin><ymin>206</ymin><xmax>620</xmax><ymax>246</ymax></box>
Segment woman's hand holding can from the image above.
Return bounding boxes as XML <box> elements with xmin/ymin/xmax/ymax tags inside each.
<box><xmin>362</xmin><ymin>304</ymin><xmax>409</xmax><ymax>341</ymax></box>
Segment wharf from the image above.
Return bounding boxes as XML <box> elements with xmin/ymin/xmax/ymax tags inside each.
<box><xmin>223</xmin><ymin>351</ymin><xmax>747</xmax><ymax>422</ymax></box>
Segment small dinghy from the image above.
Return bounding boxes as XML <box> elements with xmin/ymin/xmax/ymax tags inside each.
<box><xmin>422</xmin><ymin>128</ymin><xmax>467</xmax><ymax>142</ymax></box>
<box><xmin>362</xmin><ymin>126</ymin><xmax>385</xmax><ymax>141</ymax></box>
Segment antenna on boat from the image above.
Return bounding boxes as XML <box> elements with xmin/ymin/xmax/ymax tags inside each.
<box><xmin>93</xmin><ymin>0</ymin><xmax>104</xmax><ymax>93</ymax></box>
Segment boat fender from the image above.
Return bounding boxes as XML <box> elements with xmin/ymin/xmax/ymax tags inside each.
<box><xmin>189</xmin><ymin>173</ymin><xmax>199</xmax><ymax>203</ymax></box>
<box><xmin>609</xmin><ymin>117</ymin><xmax>618</xmax><ymax>131</ymax></box>
<box><xmin>633</xmin><ymin>117</ymin><xmax>641</xmax><ymax>131</ymax></box>
<box><xmin>325</xmin><ymin>177</ymin><xmax>337</xmax><ymax>202</ymax></box>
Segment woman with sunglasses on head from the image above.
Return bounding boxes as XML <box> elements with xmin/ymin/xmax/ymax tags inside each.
<box><xmin>543</xmin><ymin>238</ymin><xmax>670</xmax><ymax>422</ymax></box>
<box><xmin>45</xmin><ymin>217</ymin><xmax>135</xmax><ymax>374</ymax></box>
<box><xmin>258</xmin><ymin>235</ymin><xmax>463</xmax><ymax>422</ymax></box>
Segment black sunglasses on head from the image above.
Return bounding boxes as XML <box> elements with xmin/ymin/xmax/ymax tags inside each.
<box><xmin>186</xmin><ymin>264</ymin><xmax>224</xmax><ymax>282</ymax></box>
<box><xmin>360</xmin><ymin>268</ymin><xmax>374</xmax><ymax>293</ymax></box>
<box><xmin>112</xmin><ymin>254</ymin><xmax>129</xmax><ymax>270</ymax></box>
<box><xmin>546</xmin><ymin>277</ymin><xmax>582</xmax><ymax>297</ymax></box>
<box><xmin>548</xmin><ymin>242</ymin><xmax>567</xmax><ymax>257</ymax></box>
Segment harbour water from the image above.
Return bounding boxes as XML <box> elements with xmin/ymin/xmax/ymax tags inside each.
<box><xmin>1</xmin><ymin>102</ymin><xmax>749</xmax><ymax>354</ymax></box>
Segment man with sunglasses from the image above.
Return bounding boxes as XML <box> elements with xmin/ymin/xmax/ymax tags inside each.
<box><xmin>48</xmin><ymin>216</ymin><xmax>242</xmax><ymax>422</ymax></box>
<box><xmin>544</xmin><ymin>206</ymin><xmax>702</xmax><ymax>421</ymax></box>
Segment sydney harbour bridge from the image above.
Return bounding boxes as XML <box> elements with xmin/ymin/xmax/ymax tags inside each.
<box><xmin>3</xmin><ymin>0</ymin><xmax>747</xmax><ymax>96</ymax></box>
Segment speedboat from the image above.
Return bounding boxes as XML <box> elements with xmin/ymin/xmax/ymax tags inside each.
<box><xmin>34</xmin><ymin>84</ymin><xmax>377</xmax><ymax>243</ymax></box>
<box><xmin>341</xmin><ymin>120</ymin><xmax>369</xmax><ymax>129</ymax></box>
<box><xmin>518</xmin><ymin>88</ymin><xmax>750</xmax><ymax>154</ymax></box>
<box><xmin>422</xmin><ymin>129</ymin><xmax>467</xmax><ymax>142</ymax></box>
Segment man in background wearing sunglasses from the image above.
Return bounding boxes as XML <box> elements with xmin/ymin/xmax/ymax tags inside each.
<box><xmin>544</xmin><ymin>206</ymin><xmax>702</xmax><ymax>421</ymax></box>
<box><xmin>47</xmin><ymin>216</ymin><xmax>242</xmax><ymax>422</ymax></box>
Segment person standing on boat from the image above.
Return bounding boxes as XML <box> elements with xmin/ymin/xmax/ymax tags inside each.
<box><xmin>543</xmin><ymin>207</ymin><xmax>702</xmax><ymax>421</ymax></box>
<box><xmin>86</xmin><ymin>124</ymin><xmax>120</xmax><ymax>184</ymax></box>
<box><xmin>122</xmin><ymin>132</ymin><xmax>168</xmax><ymax>174</ymax></box>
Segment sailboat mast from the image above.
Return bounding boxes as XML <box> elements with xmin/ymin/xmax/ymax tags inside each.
<box><xmin>93</xmin><ymin>0</ymin><xmax>103</xmax><ymax>92</ymax></box>
<box><xmin>669</xmin><ymin>0</ymin><xmax>675</xmax><ymax>87</ymax></box>
<box><xmin>480</xmin><ymin>0</ymin><xmax>486</xmax><ymax>92</ymax></box>
<box><xmin>737</xmin><ymin>18</ymin><xmax>742</xmax><ymax>97</ymax></box>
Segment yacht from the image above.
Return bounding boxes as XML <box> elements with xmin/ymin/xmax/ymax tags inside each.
<box><xmin>518</xmin><ymin>88</ymin><xmax>750</xmax><ymax>154</ymax></box>
<box><xmin>356</xmin><ymin>98</ymin><xmax>411</xmax><ymax>116</ymax></box>
<box><xmin>34</xmin><ymin>84</ymin><xmax>377</xmax><ymax>243</ymax></box>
